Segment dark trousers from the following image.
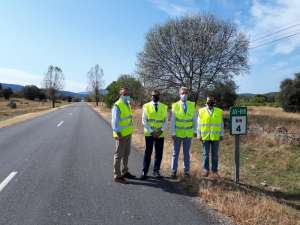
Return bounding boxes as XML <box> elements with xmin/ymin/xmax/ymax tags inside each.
<box><xmin>142</xmin><ymin>136</ymin><xmax>164</xmax><ymax>174</ymax></box>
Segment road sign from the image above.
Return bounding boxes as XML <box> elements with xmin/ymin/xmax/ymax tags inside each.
<box><xmin>230</xmin><ymin>107</ymin><xmax>247</xmax><ymax>135</ymax></box>
<box><xmin>229</xmin><ymin>106</ymin><xmax>248</xmax><ymax>183</ymax></box>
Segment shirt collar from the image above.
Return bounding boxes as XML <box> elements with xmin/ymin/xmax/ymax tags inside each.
<box><xmin>152</xmin><ymin>101</ymin><xmax>159</xmax><ymax>105</ymax></box>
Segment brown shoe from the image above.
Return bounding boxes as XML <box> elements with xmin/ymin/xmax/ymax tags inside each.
<box><xmin>201</xmin><ymin>170</ymin><xmax>209</xmax><ymax>177</ymax></box>
<box><xmin>114</xmin><ymin>177</ymin><xmax>128</xmax><ymax>184</ymax></box>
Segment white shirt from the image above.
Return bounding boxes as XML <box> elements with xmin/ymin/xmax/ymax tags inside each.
<box><xmin>142</xmin><ymin>101</ymin><xmax>168</xmax><ymax>133</ymax></box>
<box><xmin>170</xmin><ymin>100</ymin><xmax>198</xmax><ymax>136</ymax></box>
<box><xmin>197</xmin><ymin>105</ymin><xmax>224</xmax><ymax>137</ymax></box>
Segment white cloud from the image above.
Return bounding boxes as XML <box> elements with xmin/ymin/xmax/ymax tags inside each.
<box><xmin>0</xmin><ymin>68</ymin><xmax>43</xmax><ymax>87</ymax></box>
<box><xmin>0</xmin><ymin>68</ymin><xmax>86</xmax><ymax>92</ymax></box>
<box><xmin>149</xmin><ymin>0</ymin><xmax>200</xmax><ymax>17</ymax></box>
<box><xmin>248</xmin><ymin>0</ymin><xmax>300</xmax><ymax>54</ymax></box>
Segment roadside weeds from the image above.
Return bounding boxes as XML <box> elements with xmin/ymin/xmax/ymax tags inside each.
<box><xmin>90</xmin><ymin>103</ymin><xmax>300</xmax><ymax>225</ymax></box>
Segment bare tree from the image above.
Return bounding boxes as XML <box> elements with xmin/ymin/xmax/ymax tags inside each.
<box><xmin>87</xmin><ymin>64</ymin><xmax>104</xmax><ymax>106</ymax></box>
<box><xmin>43</xmin><ymin>65</ymin><xmax>65</xmax><ymax>108</ymax></box>
<box><xmin>137</xmin><ymin>14</ymin><xmax>249</xmax><ymax>104</ymax></box>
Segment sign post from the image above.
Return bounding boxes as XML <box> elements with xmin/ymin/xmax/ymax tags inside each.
<box><xmin>230</xmin><ymin>107</ymin><xmax>247</xmax><ymax>183</ymax></box>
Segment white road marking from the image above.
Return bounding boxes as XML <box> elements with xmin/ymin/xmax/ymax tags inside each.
<box><xmin>57</xmin><ymin>121</ymin><xmax>64</xmax><ymax>127</ymax></box>
<box><xmin>0</xmin><ymin>171</ymin><xmax>18</xmax><ymax>192</ymax></box>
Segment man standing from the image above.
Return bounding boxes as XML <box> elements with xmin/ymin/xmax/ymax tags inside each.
<box><xmin>198</xmin><ymin>96</ymin><xmax>224</xmax><ymax>178</ymax></box>
<box><xmin>140</xmin><ymin>90</ymin><xmax>168</xmax><ymax>180</ymax></box>
<box><xmin>170</xmin><ymin>87</ymin><xmax>197</xmax><ymax>179</ymax></box>
<box><xmin>111</xmin><ymin>87</ymin><xmax>136</xmax><ymax>183</ymax></box>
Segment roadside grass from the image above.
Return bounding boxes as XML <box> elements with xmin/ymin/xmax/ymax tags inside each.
<box><xmin>0</xmin><ymin>98</ymin><xmax>70</xmax><ymax>128</ymax></box>
<box><xmin>91</xmin><ymin>102</ymin><xmax>300</xmax><ymax>225</ymax></box>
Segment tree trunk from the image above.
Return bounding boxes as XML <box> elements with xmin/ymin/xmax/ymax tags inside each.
<box><xmin>51</xmin><ymin>96</ymin><xmax>55</xmax><ymax>108</ymax></box>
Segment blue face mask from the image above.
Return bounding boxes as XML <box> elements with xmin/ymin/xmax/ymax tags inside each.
<box><xmin>121</xmin><ymin>96</ymin><xmax>130</xmax><ymax>103</ymax></box>
<box><xmin>180</xmin><ymin>94</ymin><xmax>187</xmax><ymax>102</ymax></box>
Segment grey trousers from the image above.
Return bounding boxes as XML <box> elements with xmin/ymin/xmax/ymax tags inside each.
<box><xmin>113</xmin><ymin>135</ymin><xmax>131</xmax><ymax>178</ymax></box>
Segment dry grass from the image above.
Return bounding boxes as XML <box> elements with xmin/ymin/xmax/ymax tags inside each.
<box><xmin>198</xmin><ymin>183</ymin><xmax>298</xmax><ymax>225</ymax></box>
<box><xmin>90</xmin><ymin>102</ymin><xmax>300</xmax><ymax>225</ymax></box>
<box><xmin>0</xmin><ymin>98</ymin><xmax>70</xmax><ymax>128</ymax></box>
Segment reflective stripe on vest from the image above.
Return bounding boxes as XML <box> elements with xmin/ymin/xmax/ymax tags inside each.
<box><xmin>143</xmin><ymin>102</ymin><xmax>167</xmax><ymax>137</ymax></box>
<box><xmin>198</xmin><ymin>107</ymin><xmax>223</xmax><ymax>141</ymax></box>
<box><xmin>172</xmin><ymin>101</ymin><xmax>195</xmax><ymax>138</ymax></box>
<box><xmin>112</xmin><ymin>99</ymin><xmax>134</xmax><ymax>138</ymax></box>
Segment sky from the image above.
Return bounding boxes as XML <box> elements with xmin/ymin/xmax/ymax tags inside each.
<box><xmin>0</xmin><ymin>0</ymin><xmax>300</xmax><ymax>94</ymax></box>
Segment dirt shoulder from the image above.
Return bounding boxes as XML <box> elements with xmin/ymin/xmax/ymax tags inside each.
<box><xmin>89</xmin><ymin>102</ymin><xmax>300</xmax><ymax>225</ymax></box>
<box><xmin>0</xmin><ymin>101</ymin><xmax>72</xmax><ymax>129</ymax></box>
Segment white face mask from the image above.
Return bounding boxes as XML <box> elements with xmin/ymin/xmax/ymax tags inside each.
<box><xmin>180</xmin><ymin>94</ymin><xmax>187</xmax><ymax>102</ymax></box>
<box><xmin>121</xmin><ymin>96</ymin><xmax>130</xmax><ymax>103</ymax></box>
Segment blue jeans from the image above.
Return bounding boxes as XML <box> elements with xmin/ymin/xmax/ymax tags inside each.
<box><xmin>171</xmin><ymin>137</ymin><xmax>192</xmax><ymax>173</ymax></box>
<box><xmin>202</xmin><ymin>140</ymin><xmax>220</xmax><ymax>172</ymax></box>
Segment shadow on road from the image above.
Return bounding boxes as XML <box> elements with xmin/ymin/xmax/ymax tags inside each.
<box><xmin>125</xmin><ymin>176</ymin><xmax>197</xmax><ymax>197</ymax></box>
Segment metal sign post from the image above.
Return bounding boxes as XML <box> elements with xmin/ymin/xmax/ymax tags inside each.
<box><xmin>230</xmin><ymin>107</ymin><xmax>247</xmax><ymax>183</ymax></box>
<box><xmin>235</xmin><ymin>135</ymin><xmax>240</xmax><ymax>183</ymax></box>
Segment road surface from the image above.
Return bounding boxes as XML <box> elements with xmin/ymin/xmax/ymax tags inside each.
<box><xmin>0</xmin><ymin>103</ymin><xmax>224</xmax><ymax>225</ymax></box>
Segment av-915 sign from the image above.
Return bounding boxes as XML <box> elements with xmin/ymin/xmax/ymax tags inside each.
<box><xmin>230</xmin><ymin>107</ymin><xmax>247</xmax><ymax>135</ymax></box>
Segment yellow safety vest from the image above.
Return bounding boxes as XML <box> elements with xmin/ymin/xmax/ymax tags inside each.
<box><xmin>112</xmin><ymin>99</ymin><xmax>134</xmax><ymax>138</ymax></box>
<box><xmin>143</xmin><ymin>102</ymin><xmax>167</xmax><ymax>138</ymax></box>
<box><xmin>172</xmin><ymin>101</ymin><xmax>195</xmax><ymax>138</ymax></box>
<box><xmin>198</xmin><ymin>107</ymin><xmax>223</xmax><ymax>141</ymax></box>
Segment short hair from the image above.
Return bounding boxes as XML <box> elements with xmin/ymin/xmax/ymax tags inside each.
<box><xmin>206</xmin><ymin>95</ymin><xmax>215</xmax><ymax>101</ymax></box>
<box><xmin>179</xmin><ymin>87</ymin><xmax>188</xmax><ymax>93</ymax></box>
<box><xmin>151</xmin><ymin>90</ymin><xmax>160</xmax><ymax>96</ymax></box>
<box><xmin>119</xmin><ymin>87</ymin><xmax>128</xmax><ymax>95</ymax></box>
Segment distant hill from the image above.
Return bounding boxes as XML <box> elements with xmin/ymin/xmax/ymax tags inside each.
<box><xmin>238</xmin><ymin>92</ymin><xmax>279</xmax><ymax>98</ymax></box>
<box><xmin>238</xmin><ymin>93</ymin><xmax>256</xmax><ymax>97</ymax></box>
<box><xmin>0</xmin><ymin>82</ymin><xmax>107</xmax><ymax>97</ymax></box>
<box><xmin>1</xmin><ymin>83</ymin><xmax>24</xmax><ymax>92</ymax></box>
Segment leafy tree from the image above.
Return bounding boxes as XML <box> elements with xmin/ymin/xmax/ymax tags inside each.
<box><xmin>137</xmin><ymin>14</ymin><xmax>249</xmax><ymax>105</ymax></box>
<box><xmin>104</xmin><ymin>75</ymin><xmax>144</xmax><ymax>108</ymax></box>
<box><xmin>206</xmin><ymin>79</ymin><xmax>237</xmax><ymax>109</ymax></box>
<box><xmin>250</xmin><ymin>94</ymin><xmax>267</xmax><ymax>104</ymax></box>
<box><xmin>280</xmin><ymin>73</ymin><xmax>300</xmax><ymax>112</ymax></box>
<box><xmin>3</xmin><ymin>88</ymin><xmax>13</xmax><ymax>100</ymax></box>
<box><xmin>23</xmin><ymin>85</ymin><xmax>41</xmax><ymax>100</ymax></box>
<box><xmin>0</xmin><ymin>83</ymin><xmax>3</xmax><ymax>97</ymax></box>
<box><xmin>104</xmin><ymin>81</ymin><xmax>121</xmax><ymax>108</ymax></box>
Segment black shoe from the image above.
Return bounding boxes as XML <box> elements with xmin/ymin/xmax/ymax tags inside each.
<box><xmin>140</xmin><ymin>172</ymin><xmax>148</xmax><ymax>180</ymax></box>
<box><xmin>123</xmin><ymin>172</ymin><xmax>136</xmax><ymax>179</ymax></box>
<box><xmin>114</xmin><ymin>177</ymin><xmax>128</xmax><ymax>184</ymax></box>
<box><xmin>184</xmin><ymin>172</ymin><xmax>190</xmax><ymax>177</ymax></box>
<box><xmin>153</xmin><ymin>171</ymin><xmax>162</xmax><ymax>179</ymax></box>
<box><xmin>171</xmin><ymin>171</ymin><xmax>177</xmax><ymax>179</ymax></box>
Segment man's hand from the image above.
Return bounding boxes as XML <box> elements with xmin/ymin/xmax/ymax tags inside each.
<box><xmin>193</xmin><ymin>133</ymin><xmax>197</xmax><ymax>138</ymax></box>
<box><xmin>156</xmin><ymin>130</ymin><xmax>163</xmax><ymax>138</ymax></box>
<box><xmin>151</xmin><ymin>131</ymin><xmax>158</xmax><ymax>139</ymax></box>
<box><xmin>220</xmin><ymin>136</ymin><xmax>224</xmax><ymax>141</ymax></box>
<box><xmin>114</xmin><ymin>132</ymin><xmax>122</xmax><ymax>141</ymax></box>
<box><xmin>172</xmin><ymin>135</ymin><xmax>176</xmax><ymax>141</ymax></box>
<box><xmin>199</xmin><ymin>137</ymin><xmax>202</xmax><ymax>142</ymax></box>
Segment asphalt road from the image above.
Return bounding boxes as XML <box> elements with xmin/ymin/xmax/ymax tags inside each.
<box><xmin>0</xmin><ymin>103</ymin><xmax>223</xmax><ymax>225</ymax></box>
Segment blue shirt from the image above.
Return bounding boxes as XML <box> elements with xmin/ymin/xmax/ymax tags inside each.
<box><xmin>111</xmin><ymin>99</ymin><xmax>129</xmax><ymax>133</ymax></box>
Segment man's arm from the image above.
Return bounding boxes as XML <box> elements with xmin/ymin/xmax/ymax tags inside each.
<box><xmin>170</xmin><ymin>111</ymin><xmax>176</xmax><ymax>137</ymax></box>
<box><xmin>197</xmin><ymin>111</ymin><xmax>201</xmax><ymax>139</ymax></box>
<box><xmin>142</xmin><ymin>108</ymin><xmax>153</xmax><ymax>133</ymax></box>
<box><xmin>220</xmin><ymin>114</ymin><xmax>224</xmax><ymax>140</ymax></box>
<box><xmin>111</xmin><ymin>105</ymin><xmax>121</xmax><ymax>138</ymax></box>
<box><xmin>193</xmin><ymin>111</ymin><xmax>198</xmax><ymax>137</ymax></box>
